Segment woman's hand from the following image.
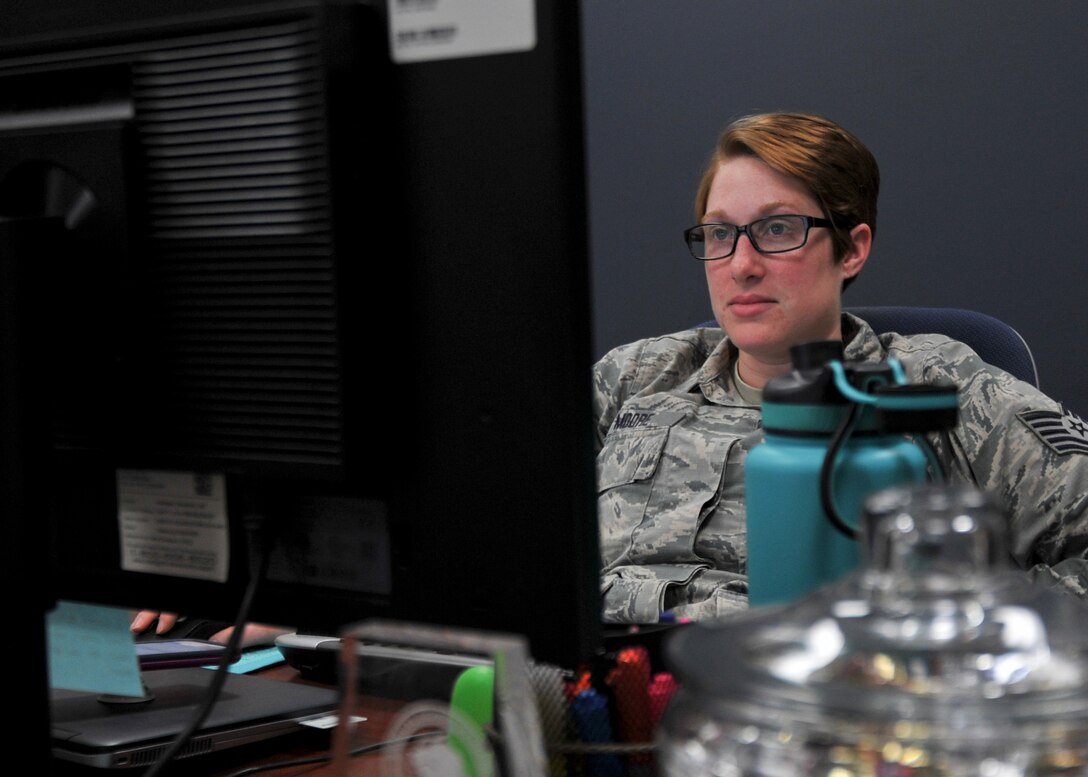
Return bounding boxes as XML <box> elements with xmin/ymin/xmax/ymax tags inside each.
<box><xmin>130</xmin><ymin>610</ymin><xmax>290</xmax><ymax>647</ymax></box>
<box><xmin>130</xmin><ymin>610</ymin><xmax>179</xmax><ymax>637</ymax></box>
<box><xmin>222</xmin><ymin>623</ymin><xmax>293</xmax><ymax>648</ymax></box>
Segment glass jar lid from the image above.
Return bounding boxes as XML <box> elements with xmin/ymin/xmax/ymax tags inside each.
<box><xmin>666</xmin><ymin>484</ymin><xmax>1088</xmax><ymax>735</ymax></box>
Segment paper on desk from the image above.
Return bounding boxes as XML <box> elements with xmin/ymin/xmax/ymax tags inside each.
<box><xmin>47</xmin><ymin>600</ymin><xmax>144</xmax><ymax>697</ymax></box>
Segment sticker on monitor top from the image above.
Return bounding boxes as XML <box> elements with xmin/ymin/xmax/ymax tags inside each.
<box><xmin>387</xmin><ymin>0</ymin><xmax>536</xmax><ymax>63</ymax></box>
<box><xmin>116</xmin><ymin>469</ymin><xmax>229</xmax><ymax>582</ymax></box>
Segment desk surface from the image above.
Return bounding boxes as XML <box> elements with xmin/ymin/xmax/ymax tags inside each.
<box><xmin>50</xmin><ymin>663</ymin><xmax>411</xmax><ymax>777</ymax></box>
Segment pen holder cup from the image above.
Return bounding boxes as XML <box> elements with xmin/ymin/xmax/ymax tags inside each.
<box><xmin>528</xmin><ymin>647</ymin><xmax>676</xmax><ymax>777</ymax></box>
<box><xmin>329</xmin><ymin>620</ymin><xmax>673</xmax><ymax>777</ymax></box>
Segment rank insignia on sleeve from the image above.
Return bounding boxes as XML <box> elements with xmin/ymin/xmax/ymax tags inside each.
<box><xmin>1018</xmin><ymin>406</ymin><xmax>1088</xmax><ymax>455</ymax></box>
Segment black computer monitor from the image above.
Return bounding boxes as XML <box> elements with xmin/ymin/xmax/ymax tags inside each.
<box><xmin>0</xmin><ymin>0</ymin><xmax>601</xmax><ymax>681</ymax></box>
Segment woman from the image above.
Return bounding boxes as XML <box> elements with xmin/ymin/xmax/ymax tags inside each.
<box><xmin>594</xmin><ymin>112</ymin><xmax>1088</xmax><ymax>624</ymax></box>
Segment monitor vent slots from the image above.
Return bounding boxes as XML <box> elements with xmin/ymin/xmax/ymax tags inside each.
<box><xmin>126</xmin><ymin>20</ymin><xmax>347</xmax><ymax>473</ymax></box>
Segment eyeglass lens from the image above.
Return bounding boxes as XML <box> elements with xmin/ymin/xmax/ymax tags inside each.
<box><xmin>688</xmin><ymin>215</ymin><xmax>811</xmax><ymax>259</ymax></box>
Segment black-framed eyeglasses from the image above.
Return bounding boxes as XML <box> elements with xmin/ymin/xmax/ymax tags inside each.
<box><xmin>683</xmin><ymin>215</ymin><xmax>834</xmax><ymax>261</ymax></box>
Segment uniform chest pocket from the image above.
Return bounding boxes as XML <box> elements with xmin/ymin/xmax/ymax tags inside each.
<box><xmin>597</xmin><ymin>426</ymin><xmax>670</xmax><ymax>491</ymax></box>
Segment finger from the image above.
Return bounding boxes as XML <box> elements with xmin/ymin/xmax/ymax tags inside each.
<box><xmin>240</xmin><ymin>624</ymin><xmax>292</xmax><ymax>648</ymax></box>
<box><xmin>130</xmin><ymin>610</ymin><xmax>159</xmax><ymax>633</ymax></box>
<box><xmin>155</xmin><ymin>613</ymin><xmax>179</xmax><ymax>634</ymax></box>
<box><xmin>209</xmin><ymin>623</ymin><xmax>291</xmax><ymax>648</ymax></box>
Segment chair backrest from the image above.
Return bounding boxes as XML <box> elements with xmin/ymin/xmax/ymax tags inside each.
<box><xmin>846</xmin><ymin>306</ymin><xmax>1039</xmax><ymax>389</ymax></box>
<box><xmin>693</xmin><ymin>306</ymin><xmax>1040</xmax><ymax>388</ymax></box>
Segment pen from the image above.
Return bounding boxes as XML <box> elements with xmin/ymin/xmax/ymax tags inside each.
<box><xmin>648</xmin><ymin>671</ymin><xmax>680</xmax><ymax>729</ymax></box>
<box><xmin>605</xmin><ymin>646</ymin><xmax>654</xmax><ymax>773</ymax></box>
<box><xmin>566</xmin><ymin>667</ymin><xmax>593</xmax><ymax>700</ymax></box>
<box><xmin>570</xmin><ymin>688</ymin><xmax>625</xmax><ymax>777</ymax></box>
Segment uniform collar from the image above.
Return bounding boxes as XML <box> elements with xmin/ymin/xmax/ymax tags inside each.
<box><xmin>691</xmin><ymin>337</ymin><xmax>740</xmax><ymax>403</ymax></box>
<box><xmin>842</xmin><ymin>312</ymin><xmax>886</xmax><ymax>363</ymax></box>
<box><xmin>690</xmin><ymin>312</ymin><xmax>885</xmax><ymax>404</ymax></box>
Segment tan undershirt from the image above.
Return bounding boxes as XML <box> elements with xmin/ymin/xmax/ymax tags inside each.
<box><xmin>732</xmin><ymin>361</ymin><xmax>763</xmax><ymax>405</ymax></box>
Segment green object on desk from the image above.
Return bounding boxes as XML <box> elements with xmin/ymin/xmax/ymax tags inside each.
<box><xmin>448</xmin><ymin>664</ymin><xmax>496</xmax><ymax>777</ymax></box>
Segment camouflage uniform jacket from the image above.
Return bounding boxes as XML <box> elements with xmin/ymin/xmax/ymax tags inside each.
<box><xmin>593</xmin><ymin>313</ymin><xmax>1088</xmax><ymax>623</ymax></box>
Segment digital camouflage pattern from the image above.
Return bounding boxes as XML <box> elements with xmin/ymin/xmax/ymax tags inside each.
<box><xmin>593</xmin><ymin>314</ymin><xmax>1088</xmax><ymax>623</ymax></box>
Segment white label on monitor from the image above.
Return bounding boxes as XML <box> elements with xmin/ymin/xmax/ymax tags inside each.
<box><xmin>387</xmin><ymin>0</ymin><xmax>536</xmax><ymax>63</ymax></box>
<box><xmin>116</xmin><ymin>470</ymin><xmax>229</xmax><ymax>583</ymax></box>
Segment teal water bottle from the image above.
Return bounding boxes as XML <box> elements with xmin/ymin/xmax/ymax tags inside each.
<box><xmin>745</xmin><ymin>341</ymin><xmax>957</xmax><ymax>607</ymax></box>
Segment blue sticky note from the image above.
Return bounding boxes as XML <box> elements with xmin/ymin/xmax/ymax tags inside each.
<box><xmin>206</xmin><ymin>646</ymin><xmax>286</xmax><ymax>674</ymax></box>
<box><xmin>47</xmin><ymin>601</ymin><xmax>144</xmax><ymax>697</ymax></box>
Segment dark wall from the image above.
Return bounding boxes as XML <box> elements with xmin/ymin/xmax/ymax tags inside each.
<box><xmin>582</xmin><ymin>1</ymin><xmax>1088</xmax><ymax>412</ymax></box>
<box><xmin>10</xmin><ymin>1</ymin><xmax>1086</xmax><ymax>410</ymax></box>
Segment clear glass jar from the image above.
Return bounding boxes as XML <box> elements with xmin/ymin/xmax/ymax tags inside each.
<box><xmin>658</xmin><ymin>483</ymin><xmax>1088</xmax><ymax>776</ymax></box>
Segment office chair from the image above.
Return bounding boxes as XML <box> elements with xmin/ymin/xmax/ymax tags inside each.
<box><xmin>846</xmin><ymin>306</ymin><xmax>1039</xmax><ymax>389</ymax></box>
<box><xmin>695</xmin><ymin>305</ymin><xmax>1040</xmax><ymax>388</ymax></box>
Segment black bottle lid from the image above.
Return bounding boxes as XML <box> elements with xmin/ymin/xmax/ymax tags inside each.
<box><xmin>872</xmin><ymin>383</ymin><xmax>959</xmax><ymax>432</ymax></box>
<box><xmin>762</xmin><ymin>340</ymin><xmax>846</xmax><ymax>405</ymax></box>
<box><xmin>790</xmin><ymin>340</ymin><xmax>844</xmax><ymax>370</ymax></box>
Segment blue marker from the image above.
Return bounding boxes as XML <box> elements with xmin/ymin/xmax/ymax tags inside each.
<box><xmin>570</xmin><ymin>688</ymin><xmax>624</xmax><ymax>777</ymax></box>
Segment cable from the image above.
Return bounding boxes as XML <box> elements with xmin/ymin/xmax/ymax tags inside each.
<box><xmin>819</xmin><ymin>401</ymin><xmax>862</xmax><ymax>540</ymax></box>
<box><xmin>914</xmin><ymin>432</ymin><xmax>948</xmax><ymax>482</ymax></box>
<box><xmin>143</xmin><ymin>510</ymin><xmax>271</xmax><ymax>777</ymax></box>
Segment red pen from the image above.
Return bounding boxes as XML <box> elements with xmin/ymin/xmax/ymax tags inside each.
<box><xmin>604</xmin><ymin>646</ymin><xmax>653</xmax><ymax>766</ymax></box>
<box><xmin>566</xmin><ymin>667</ymin><xmax>593</xmax><ymax>700</ymax></box>
<box><xmin>648</xmin><ymin>671</ymin><xmax>680</xmax><ymax>729</ymax></box>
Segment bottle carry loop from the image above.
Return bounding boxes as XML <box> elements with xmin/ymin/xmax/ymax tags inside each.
<box><xmin>819</xmin><ymin>359</ymin><xmax>957</xmax><ymax>540</ymax></box>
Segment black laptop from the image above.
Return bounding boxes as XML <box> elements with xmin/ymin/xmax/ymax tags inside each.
<box><xmin>50</xmin><ymin>666</ymin><xmax>341</xmax><ymax>770</ymax></box>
